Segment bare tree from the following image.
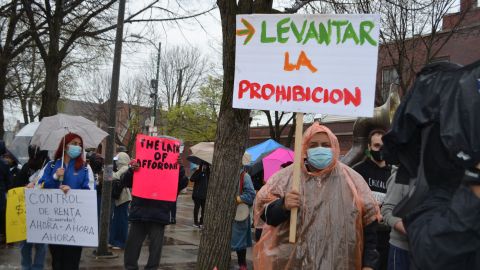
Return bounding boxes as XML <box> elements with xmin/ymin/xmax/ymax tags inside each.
<box><xmin>119</xmin><ymin>75</ymin><xmax>151</xmax><ymax>153</ymax></box>
<box><xmin>303</xmin><ymin>0</ymin><xmax>472</xmax><ymax>102</ymax></box>
<box><xmin>6</xmin><ymin>45</ymin><xmax>44</xmax><ymax>123</ymax></box>
<box><xmin>0</xmin><ymin>0</ymin><xmax>40</xmax><ymax>137</ymax></box>
<box><xmin>262</xmin><ymin>110</ymin><xmax>295</xmax><ymax>144</ymax></box>
<box><xmin>21</xmin><ymin>0</ymin><xmax>213</xmax><ymax>119</ymax></box>
<box><xmin>198</xmin><ymin>75</ymin><xmax>223</xmax><ymax>117</ymax></box>
<box><xmin>77</xmin><ymin>71</ymin><xmax>151</xmax><ymax>153</ymax></box>
<box><xmin>159</xmin><ymin>45</ymin><xmax>210</xmax><ymax>109</ymax></box>
<box><xmin>21</xmin><ymin>0</ymin><xmax>119</xmax><ymax>119</ymax></box>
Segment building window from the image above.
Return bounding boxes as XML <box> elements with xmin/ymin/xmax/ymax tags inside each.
<box><xmin>382</xmin><ymin>67</ymin><xmax>399</xmax><ymax>101</ymax></box>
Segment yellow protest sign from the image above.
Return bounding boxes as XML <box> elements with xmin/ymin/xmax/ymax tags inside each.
<box><xmin>6</xmin><ymin>187</ymin><xmax>26</xmax><ymax>243</ymax></box>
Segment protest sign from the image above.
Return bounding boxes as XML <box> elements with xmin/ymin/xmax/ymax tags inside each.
<box><xmin>25</xmin><ymin>189</ymin><xmax>98</xmax><ymax>247</ymax></box>
<box><xmin>132</xmin><ymin>134</ymin><xmax>181</xmax><ymax>202</ymax></box>
<box><xmin>234</xmin><ymin>13</ymin><xmax>380</xmax><ymax>242</ymax></box>
<box><xmin>233</xmin><ymin>14</ymin><xmax>380</xmax><ymax>117</ymax></box>
<box><xmin>6</xmin><ymin>187</ymin><xmax>26</xmax><ymax>243</ymax></box>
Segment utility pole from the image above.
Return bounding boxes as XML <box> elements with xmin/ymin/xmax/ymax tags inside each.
<box><xmin>150</xmin><ymin>42</ymin><xmax>161</xmax><ymax>136</ymax></box>
<box><xmin>176</xmin><ymin>66</ymin><xmax>188</xmax><ymax>107</ymax></box>
<box><xmin>96</xmin><ymin>0</ymin><xmax>126</xmax><ymax>258</ymax></box>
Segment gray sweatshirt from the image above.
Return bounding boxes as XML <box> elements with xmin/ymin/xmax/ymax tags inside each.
<box><xmin>381</xmin><ymin>170</ymin><xmax>410</xmax><ymax>250</ymax></box>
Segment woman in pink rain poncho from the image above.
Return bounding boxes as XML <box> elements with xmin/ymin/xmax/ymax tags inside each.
<box><xmin>253</xmin><ymin>123</ymin><xmax>381</xmax><ymax>270</ymax></box>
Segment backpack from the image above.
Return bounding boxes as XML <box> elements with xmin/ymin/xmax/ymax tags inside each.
<box><xmin>111</xmin><ymin>173</ymin><xmax>126</xmax><ymax>199</ymax></box>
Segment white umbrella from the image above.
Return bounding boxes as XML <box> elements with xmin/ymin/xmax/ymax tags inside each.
<box><xmin>8</xmin><ymin>122</ymin><xmax>41</xmax><ymax>164</ymax></box>
<box><xmin>187</xmin><ymin>142</ymin><xmax>214</xmax><ymax>165</ymax></box>
<box><xmin>16</xmin><ymin>122</ymin><xmax>40</xmax><ymax>137</ymax></box>
<box><xmin>31</xmin><ymin>113</ymin><xmax>109</xmax><ymax>151</ymax></box>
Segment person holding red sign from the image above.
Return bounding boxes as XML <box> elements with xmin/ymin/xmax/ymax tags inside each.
<box><xmin>253</xmin><ymin>123</ymin><xmax>381</xmax><ymax>270</ymax></box>
<box><xmin>123</xmin><ymin>157</ymin><xmax>188</xmax><ymax>270</ymax></box>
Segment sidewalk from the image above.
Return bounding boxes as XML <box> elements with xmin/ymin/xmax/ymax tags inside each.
<box><xmin>0</xmin><ymin>193</ymin><xmax>253</xmax><ymax>269</ymax></box>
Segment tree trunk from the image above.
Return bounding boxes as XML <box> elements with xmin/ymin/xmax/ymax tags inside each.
<box><xmin>39</xmin><ymin>59</ymin><xmax>61</xmax><ymax>119</ymax></box>
<box><xmin>286</xmin><ymin>113</ymin><xmax>296</xmax><ymax>148</ymax></box>
<box><xmin>20</xmin><ymin>96</ymin><xmax>29</xmax><ymax>123</ymax></box>
<box><xmin>28</xmin><ymin>99</ymin><xmax>35</xmax><ymax>122</ymax></box>
<box><xmin>196</xmin><ymin>1</ymin><xmax>251</xmax><ymax>269</ymax></box>
<box><xmin>0</xmin><ymin>62</ymin><xmax>9</xmax><ymax>139</ymax></box>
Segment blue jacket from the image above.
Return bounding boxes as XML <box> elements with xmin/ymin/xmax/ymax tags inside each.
<box><xmin>38</xmin><ymin>159</ymin><xmax>90</xmax><ymax>190</ymax></box>
<box><xmin>231</xmin><ymin>172</ymin><xmax>255</xmax><ymax>251</ymax></box>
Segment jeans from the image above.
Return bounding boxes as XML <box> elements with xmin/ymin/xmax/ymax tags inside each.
<box><xmin>124</xmin><ymin>222</ymin><xmax>165</xmax><ymax>270</ymax></box>
<box><xmin>388</xmin><ymin>244</ymin><xmax>410</xmax><ymax>270</ymax></box>
<box><xmin>109</xmin><ymin>201</ymin><xmax>129</xmax><ymax>248</ymax></box>
<box><xmin>20</xmin><ymin>242</ymin><xmax>46</xmax><ymax>270</ymax></box>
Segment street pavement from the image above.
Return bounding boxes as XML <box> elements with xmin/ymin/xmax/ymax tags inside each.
<box><xmin>0</xmin><ymin>191</ymin><xmax>253</xmax><ymax>269</ymax></box>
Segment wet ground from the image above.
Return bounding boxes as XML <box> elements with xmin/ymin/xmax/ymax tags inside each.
<box><xmin>0</xmin><ymin>192</ymin><xmax>253</xmax><ymax>269</ymax></box>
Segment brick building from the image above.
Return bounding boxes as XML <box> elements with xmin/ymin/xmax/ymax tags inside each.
<box><xmin>377</xmin><ymin>0</ymin><xmax>480</xmax><ymax>99</ymax></box>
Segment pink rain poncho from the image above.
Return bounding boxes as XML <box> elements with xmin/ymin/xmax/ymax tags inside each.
<box><xmin>253</xmin><ymin>123</ymin><xmax>381</xmax><ymax>270</ymax></box>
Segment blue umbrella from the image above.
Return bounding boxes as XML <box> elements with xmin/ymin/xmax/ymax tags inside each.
<box><xmin>245</xmin><ymin>139</ymin><xmax>284</xmax><ymax>164</ymax></box>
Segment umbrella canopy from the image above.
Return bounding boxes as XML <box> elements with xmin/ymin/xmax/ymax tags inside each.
<box><xmin>16</xmin><ymin>122</ymin><xmax>40</xmax><ymax>137</ymax></box>
<box><xmin>8</xmin><ymin>122</ymin><xmax>41</xmax><ymax>164</ymax></box>
<box><xmin>262</xmin><ymin>148</ymin><xmax>294</xmax><ymax>181</ymax></box>
<box><xmin>187</xmin><ymin>142</ymin><xmax>214</xmax><ymax>165</ymax></box>
<box><xmin>245</xmin><ymin>139</ymin><xmax>284</xmax><ymax>164</ymax></box>
<box><xmin>31</xmin><ymin>113</ymin><xmax>109</xmax><ymax>151</ymax></box>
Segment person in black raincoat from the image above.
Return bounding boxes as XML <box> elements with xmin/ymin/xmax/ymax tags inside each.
<box><xmin>0</xmin><ymin>141</ymin><xmax>10</xmax><ymax>245</ymax></box>
<box><xmin>190</xmin><ymin>162</ymin><xmax>209</xmax><ymax>228</ymax></box>
<box><xmin>383</xmin><ymin>60</ymin><xmax>480</xmax><ymax>269</ymax></box>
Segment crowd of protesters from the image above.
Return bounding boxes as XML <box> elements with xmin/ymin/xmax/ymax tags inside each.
<box><xmin>1</xmin><ymin>61</ymin><xmax>480</xmax><ymax>270</ymax></box>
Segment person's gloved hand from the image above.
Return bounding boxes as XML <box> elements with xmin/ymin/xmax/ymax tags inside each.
<box><xmin>129</xmin><ymin>160</ymin><xmax>140</xmax><ymax>171</ymax></box>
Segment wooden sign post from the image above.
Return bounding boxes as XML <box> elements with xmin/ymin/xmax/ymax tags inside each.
<box><xmin>289</xmin><ymin>112</ymin><xmax>304</xmax><ymax>243</ymax></box>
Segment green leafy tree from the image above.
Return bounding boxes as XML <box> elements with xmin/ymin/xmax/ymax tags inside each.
<box><xmin>165</xmin><ymin>75</ymin><xmax>222</xmax><ymax>142</ymax></box>
<box><xmin>165</xmin><ymin>104</ymin><xmax>217</xmax><ymax>142</ymax></box>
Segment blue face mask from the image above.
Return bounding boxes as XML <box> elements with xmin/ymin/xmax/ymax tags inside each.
<box><xmin>307</xmin><ymin>146</ymin><xmax>333</xmax><ymax>170</ymax></box>
<box><xmin>67</xmin><ymin>145</ymin><xmax>82</xmax><ymax>159</ymax></box>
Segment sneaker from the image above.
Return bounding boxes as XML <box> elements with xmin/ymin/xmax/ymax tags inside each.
<box><xmin>112</xmin><ymin>246</ymin><xmax>122</xmax><ymax>250</ymax></box>
<box><xmin>239</xmin><ymin>265</ymin><xmax>247</xmax><ymax>270</ymax></box>
<box><xmin>192</xmin><ymin>224</ymin><xmax>200</xmax><ymax>228</ymax></box>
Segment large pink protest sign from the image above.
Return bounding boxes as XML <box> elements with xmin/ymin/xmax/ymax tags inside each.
<box><xmin>132</xmin><ymin>134</ymin><xmax>180</xmax><ymax>202</ymax></box>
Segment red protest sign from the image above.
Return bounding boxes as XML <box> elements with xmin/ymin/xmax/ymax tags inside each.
<box><xmin>132</xmin><ymin>134</ymin><xmax>180</xmax><ymax>202</ymax></box>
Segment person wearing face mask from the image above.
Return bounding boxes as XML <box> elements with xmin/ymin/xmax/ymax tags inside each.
<box><xmin>353</xmin><ymin>129</ymin><xmax>392</xmax><ymax>270</ymax></box>
<box><xmin>0</xmin><ymin>141</ymin><xmax>10</xmax><ymax>247</ymax></box>
<box><xmin>253</xmin><ymin>123</ymin><xmax>381</xmax><ymax>270</ymax></box>
<box><xmin>11</xmin><ymin>145</ymin><xmax>49</xmax><ymax>270</ymax></box>
<box><xmin>37</xmin><ymin>133</ymin><xmax>93</xmax><ymax>270</ymax></box>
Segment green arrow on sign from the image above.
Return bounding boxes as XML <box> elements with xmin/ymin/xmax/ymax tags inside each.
<box><xmin>236</xmin><ymin>18</ymin><xmax>255</xmax><ymax>45</ymax></box>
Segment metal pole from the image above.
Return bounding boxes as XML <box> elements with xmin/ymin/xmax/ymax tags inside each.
<box><xmin>96</xmin><ymin>0</ymin><xmax>126</xmax><ymax>257</ymax></box>
<box><xmin>176</xmin><ymin>68</ymin><xmax>184</xmax><ymax>107</ymax></box>
<box><xmin>152</xmin><ymin>42</ymin><xmax>161</xmax><ymax>126</ymax></box>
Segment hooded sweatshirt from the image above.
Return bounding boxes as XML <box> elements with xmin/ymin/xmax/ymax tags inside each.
<box><xmin>113</xmin><ymin>152</ymin><xmax>132</xmax><ymax>206</ymax></box>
